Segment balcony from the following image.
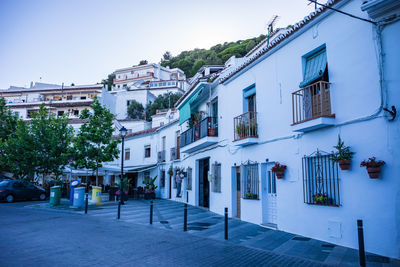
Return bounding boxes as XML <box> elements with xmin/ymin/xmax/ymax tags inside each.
<box><xmin>291</xmin><ymin>81</ymin><xmax>335</xmax><ymax>132</ymax></box>
<box><xmin>157</xmin><ymin>150</ymin><xmax>166</xmax><ymax>163</ymax></box>
<box><xmin>170</xmin><ymin>147</ymin><xmax>180</xmax><ymax>161</ymax></box>
<box><xmin>180</xmin><ymin>117</ymin><xmax>218</xmax><ymax>154</ymax></box>
<box><xmin>233</xmin><ymin>111</ymin><xmax>258</xmax><ymax>146</ymax></box>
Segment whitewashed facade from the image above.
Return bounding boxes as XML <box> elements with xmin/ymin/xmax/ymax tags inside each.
<box><xmin>110</xmin><ymin>0</ymin><xmax>400</xmax><ymax>259</ymax></box>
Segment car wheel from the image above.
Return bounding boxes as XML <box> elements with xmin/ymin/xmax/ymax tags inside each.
<box><xmin>6</xmin><ymin>194</ymin><xmax>14</xmax><ymax>203</ymax></box>
<box><xmin>39</xmin><ymin>193</ymin><xmax>46</xmax><ymax>201</ymax></box>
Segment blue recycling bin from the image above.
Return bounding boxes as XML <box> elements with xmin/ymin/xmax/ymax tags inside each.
<box><xmin>69</xmin><ymin>180</ymin><xmax>80</xmax><ymax>204</ymax></box>
<box><xmin>73</xmin><ymin>187</ymin><xmax>85</xmax><ymax>208</ymax></box>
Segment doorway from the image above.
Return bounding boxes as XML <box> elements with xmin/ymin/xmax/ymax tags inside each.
<box><xmin>262</xmin><ymin>167</ymin><xmax>278</xmax><ymax>228</ymax></box>
<box><xmin>198</xmin><ymin>158</ymin><xmax>210</xmax><ymax>208</ymax></box>
<box><xmin>236</xmin><ymin>166</ymin><xmax>241</xmax><ymax>219</ymax></box>
<box><xmin>169</xmin><ymin>173</ymin><xmax>172</xmax><ymax>199</ymax></box>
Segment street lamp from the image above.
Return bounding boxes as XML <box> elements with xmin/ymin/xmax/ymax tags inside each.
<box><xmin>119</xmin><ymin>126</ymin><xmax>128</xmax><ymax>205</ymax></box>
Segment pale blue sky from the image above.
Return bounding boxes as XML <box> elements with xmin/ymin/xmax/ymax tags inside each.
<box><xmin>0</xmin><ymin>0</ymin><xmax>322</xmax><ymax>88</ymax></box>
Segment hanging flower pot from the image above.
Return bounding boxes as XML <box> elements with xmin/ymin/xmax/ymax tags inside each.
<box><xmin>338</xmin><ymin>159</ymin><xmax>351</xmax><ymax>170</ymax></box>
<box><xmin>271</xmin><ymin>162</ymin><xmax>287</xmax><ymax>179</ymax></box>
<box><xmin>366</xmin><ymin>167</ymin><xmax>382</xmax><ymax>179</ymax></box>
<box><xmin>332</xmin><ymin>135</ymin><xmax>354</xmax><ymax>171</ymax></box>
<box><xmin>360</xmin><ymin>157</ymin><xmax>385</xmax><ymax>179</ymax></box>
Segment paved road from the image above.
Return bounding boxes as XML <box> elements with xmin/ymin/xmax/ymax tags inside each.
<box><xmin>0</xmin><ymin>201</ymin><xmax>328</xmax><ymax>267</ymax></box>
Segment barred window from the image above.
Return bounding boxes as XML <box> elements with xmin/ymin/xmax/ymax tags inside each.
<box><xmin>302</xmin><ymin>151</ymin><xmax>340</xmax><ymax>206</ymax></box>
<box><xmin>211</xmin><ymin>162</ymin><xmax>221</xmax><ymax>193</ymax></box>
<box><xmin>242</xmin><ymin>163</ymin><xmax>259</xmax><ymax>199</ymax></box>
<box><xmin>160</xmin><ymin>170</ymin><xmax>165</xmax><ymax>188</ymax></box>
<box><xmin>144</xmin><ymin>171</ymin><xmax>150</xmax><ymax>185</ymax></box>
<box><xmin>186</xmin><ymin>167</ymin><xmax>192</xmax><ymax>190</ymax></box>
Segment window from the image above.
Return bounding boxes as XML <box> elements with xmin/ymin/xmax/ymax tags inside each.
<box><xmin>144</xmin><ymin>145</ymin><xmax>151</xmax><ymax>158</ymax></box>
<box><xmin>241</xmin><ymin>163</ymin><xmax>259</xmax><ymax>199</ymax></box>
<box><xmin>300</xmin><ymin>46</ymin><xmax>328</xmax><ymax>88</ymax></box>
<box><xmin>160</xmin><ymin>170</ymin><xmax>165</xmax><ymax>188</ymax></box>
<box><xmin>57</xmin><ymin>111</ymin><xmax>64</xmax><ymax>116</ymax></box>
<box><xmin>302</xmin><ymin>151</ymin><xmax>340</xmax><ymax>206</ymax></box>
<box><xmin>211</xmin><ymin>162</ymin><xmax>221</xmax><ymax>193</ymax></box>
<box><xmin>186</xmin><ymin>167</ymin><xmax>192</xmax><ymax>190</ymax></box>
<box><xmin>125</xmin><ymin>148</ymin><xmax>130</xmax><ymax>161</ymax></box>
<box><xmin>167</xmin><ymin>82</ymin><xmax>171</xmax><ymax>86</ymax></box>
<box><xmin>67</xmin><ymin>95</ymin><xmax>72</xmax><ymax>100</ymax></box>
<box><xmin>73</xmin><ymin>110</ymin><xmax>79</xmax><ymax>116</ymax></box>
<box><xmin>80</xmin><ymin>96</ymin><xmax>87</xmax><ymax>100</ymax></box>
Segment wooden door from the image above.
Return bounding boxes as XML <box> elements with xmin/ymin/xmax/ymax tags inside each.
<box><xmin>169</xmin><ymin>174</ymin><xmax>172</xmax><ymax>199</ymax></box>
<box><xmin>236</xmin><ymin>167</ymin><xmax>241</xmax><ymax>218</ymax></box>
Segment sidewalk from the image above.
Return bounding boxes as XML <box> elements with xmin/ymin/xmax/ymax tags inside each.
<box><xmin>26</xmin><ymin>198</ymin><xmax>399</xmax><ymax>266</ymax></box>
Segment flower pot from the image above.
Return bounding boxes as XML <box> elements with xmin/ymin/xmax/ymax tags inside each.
<box><xmin>367</xmin><ymin>167</ymin><xmax>381</xmax><ymax>179</ymax></box>
<box><xmin>208</xmin><ymin>128</ymin><xmax>216</xmax><ymax>136</ymax></box>
<box><xmin>338</xmin><ymin>159</ymin><xmax>351</xmax><ymax>170</ymax></box>
<box><xmin>275</xmin><ymin>171</ymin><xmax>284</xmax><ymax>179</ymax></box>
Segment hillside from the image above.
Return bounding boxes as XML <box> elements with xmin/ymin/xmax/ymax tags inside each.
<box><xmin>160</xmin><ymin>34</ymin><xmax>266</xmax><ymax>78</ymax></box>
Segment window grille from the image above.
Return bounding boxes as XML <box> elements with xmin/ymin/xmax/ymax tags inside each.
<box><xmin>160</xmin><ymin>170</ymin><xmax>165</xmax><ymax>188</ymax></box>
<box><xmin>241</xmin><ymin>162</ymin><xmax>259</xmax><ymax>199</ymax></box>
<box><xmin>186</xmin><ymin>167</ymin><xmax>192</xmax><ymax>190</ymax></box>
<box><xmin>302</xmin><ymin>151</ymin><xmax>340</xmax><ymax>206</ymax></box>
<box><xmin>211</xmin><ymin>162</ymin><xmax>221</xmax><ymax>193</ymax></box>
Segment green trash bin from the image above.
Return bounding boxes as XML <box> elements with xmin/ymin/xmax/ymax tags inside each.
<box><xmin>50</xmin><ymin>186</ymin><xmax>61</xmax><ymax>206</ymax></box>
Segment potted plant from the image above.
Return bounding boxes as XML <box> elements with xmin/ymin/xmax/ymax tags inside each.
<box><xmin>144</xmin><ymin>176</ymin><xmax>158</xmax><ymax>199</ymax></box>
<box><xmin>313</xmin><ymin>193</ymin><xmax>328</xmax><ymax>204</ymax></box>
<box><xmin>208</xmin><ymin>127</ymin><xmax>217</xmax><ymax>136</ymax></box>
<box><xmin>236</xmin><ymin>122</ymin><xmax>247</xmax><ymax>139</ymax></box>
<box><xmin>168</xmin><ymin>166</ymin><xmax>173</xmax><ymax>176</ymax></box>
<box><xmin>271</xmin><ymin>162</ymin><xmax>287</xmax><ymax>179</ymax></box>
<box><xmin>244</xmin><ymin>192</ymin><xmax>258</xmax><ymax>199</ymax></box>
<box><xmin>115</xmin><ymin>177</ymin><xmax>129</xmax><ymax>201</ymax></box>
<box><xmin>332</xmin><ymin>135</ymin><xmax>355</xmax><ymax>170</ymax></box>
<box><xmin>360</xmin><ymin>157</ymin><xmax>386</xmax><ymax>179</ymax></box>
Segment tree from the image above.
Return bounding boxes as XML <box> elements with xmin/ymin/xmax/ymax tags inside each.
<box><xmin>0</xmin><ymin>120</ymin><xmax>36</xmax><ymax>181</ymax></box>
<box><xmin>30</xmin><ymin>105</ymin><xmax>74</xmax><ymax>181</ymax></box>
<box><xmin>0</xmin><ymin>97</ymin><xmax>19</xmax><ymax>173</ymax></box>
<box><xmin>127</xmin><ymin>100</ymin><xmax>145</xmax><ymax>119</ymax></box>
<box><xmin>145</xmin><ymin>93</ymin><xmax>182</xmax><ymax>120</ymax></box>
<box><xmin>102</xmin><ymin>73</ymin><xmax>115</xmax><ymax>91</ymax></box>
<box><xmin>139</xmin><ymin>60</ymin><xmax>148</xmax><ymax>65</ymax></box>
<box><xmin>72</xmin><ymin>98</ymin><xmax>120</xmax><ymax>185</ymax></box>
<box><xmin>162</xmin><ymin>51</ymin><xmax>172</xmax><ymax>62</ymax></box>
<box><xmin>246</xmin><ymin>40</ymin><xmax>256</xmax><ymax>52</ymax></box>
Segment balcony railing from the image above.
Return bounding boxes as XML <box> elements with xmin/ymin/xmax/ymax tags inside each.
<box><xmin>157</xmin><ymin>150</ymin><xmax>166</xmax><ymax>163</ymax></box>
<box><xmin>292</xmin><ymin>81</ymin><xmax>332</xmax><ymax>125</ymax></box>
<box><xmin>233</xmin><ymin>111</ymin><xmax>258</xmax><ymax>141</ymax></box>
<box><xmin>180</xmin><ymin>117</ymin><xmax>218</xmax><ymax>148</ymax></box>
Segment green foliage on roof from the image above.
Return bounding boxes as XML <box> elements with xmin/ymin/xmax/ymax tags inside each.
<box><xmin>160</xmin><ymin>34</ymin><xmax>266</xmax><ymax>77</ymax></box>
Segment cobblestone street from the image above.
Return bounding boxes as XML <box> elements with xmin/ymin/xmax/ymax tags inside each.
<box><xmin>21</xmin><ymin>199</ymin><xmax>399</xmax><ymax>266</ymax></box>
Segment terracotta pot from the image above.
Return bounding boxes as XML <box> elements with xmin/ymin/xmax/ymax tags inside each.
<box><xmin>367</xmin><ymin>167</ymin><xmax>381</xmax><ymax>179</ymax></box>
<box><xmin>338</xmin><ymin>159</ymin><xmax>351</xmax><ymax>170</ymax></box>
<box><xmin>275</xmin><ymin>171</ymin><xmax>284</xmax><ymax>179</ymax></box>
<box><xmin>208</xmin><ymin>128</ymin><xmax>216</xmax><ymax>136</ymax></box>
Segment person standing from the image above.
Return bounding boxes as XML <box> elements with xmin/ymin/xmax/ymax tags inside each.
<box><xmin>175</xmin><ymin>170</ymin><xmax>183</xmax><ymax>197</ymax></box>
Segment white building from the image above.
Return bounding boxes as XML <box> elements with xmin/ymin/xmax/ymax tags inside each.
<box><xmin>0</xmin><ymin>82</ymin><xmax>103</xmax><ymax>131</ymax></box>
<box><xmin>110</xmin><ymin>0</ymin><xmax>400</xmax><ymax>259</ymax></box>
<box><xmin>102</xmin><ymin>63</ymin><xmax>188</xmax><ymax>120</ymax></box>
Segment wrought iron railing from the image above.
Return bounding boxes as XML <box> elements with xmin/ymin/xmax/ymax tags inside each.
<box><xmin>233</xmin><ymin>111</ymin><xmax>258</xmax><ymax>141</ymax></box>
<box><xmin>302</xmin><ymin>151</ymin><xmax>340</xmax><ymax>206</ymax></box>
<box><xmin>180</xmin><ymin>117</ymin><xmax>218</xmax><ymax>148</ymax></box>
<box><xmin>292</xmin><ymin>81</ymin><xmax>332</xmax><ymax>125</ymax></box>
<box><xmin>170</xmin><ymin>147</ymin><xmax>180</xmax><ymax>161</ymax></box>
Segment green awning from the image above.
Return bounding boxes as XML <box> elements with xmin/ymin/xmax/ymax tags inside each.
<box><xmin>178</xmin><ymin>86</ymin><xmax>203</xmax><ymax>125</ymax></box>
<box><xmin>299</xmin><ymin>48</ymin><xmax>327</xmax><ymax>88</ymax></box>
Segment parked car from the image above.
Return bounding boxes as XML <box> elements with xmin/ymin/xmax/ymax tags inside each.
<box><xmin>0</xmin><ymin>180</ymin><xmax>46</xmax><ymax>203</ymax></box>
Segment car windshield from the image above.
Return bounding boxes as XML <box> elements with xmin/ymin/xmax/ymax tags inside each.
<box><xmin>0</xmin><ymin>181</ymin><xmax>10</xmax><ymax>187</ymax></box>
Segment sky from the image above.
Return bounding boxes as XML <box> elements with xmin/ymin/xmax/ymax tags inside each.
<box><xmin>0</xmin><ymin>0</ymin><xmax>323</xmax><ymax>89</ymax></box>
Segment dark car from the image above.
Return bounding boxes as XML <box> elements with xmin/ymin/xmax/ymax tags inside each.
<box><xmin>0</xmin><ymin>180</ymin><xmax>46</xmax><ymax>203</ymax></box>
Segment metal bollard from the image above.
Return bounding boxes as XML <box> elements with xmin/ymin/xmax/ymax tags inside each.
<box><xmin>184</xmin><ymin>204</ymin><xmax>188</xmax><ymax>232</ymax></box>
<box><xmin>117</xmin><ymin>202</ymin><xmax>121</xmax><ymax>220</ymax></box>
<box><xmin>85</xmin><ymin>193</ymin><xmax>88</xmax><ymax>214</ymax></box>
<box><xmin>224</xmin><ymin>207</ymin><xmax>228</xmax><ymax>240</ymax></box>
<box><xmin>357</xmin><ymin>220</ymin><xmax>366</xmax><ymax>267</ymax></box>
<box><xmin>150</xmin><ymin>200</ymin><xmax>153</xmax><ymax>224</ymax></box>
